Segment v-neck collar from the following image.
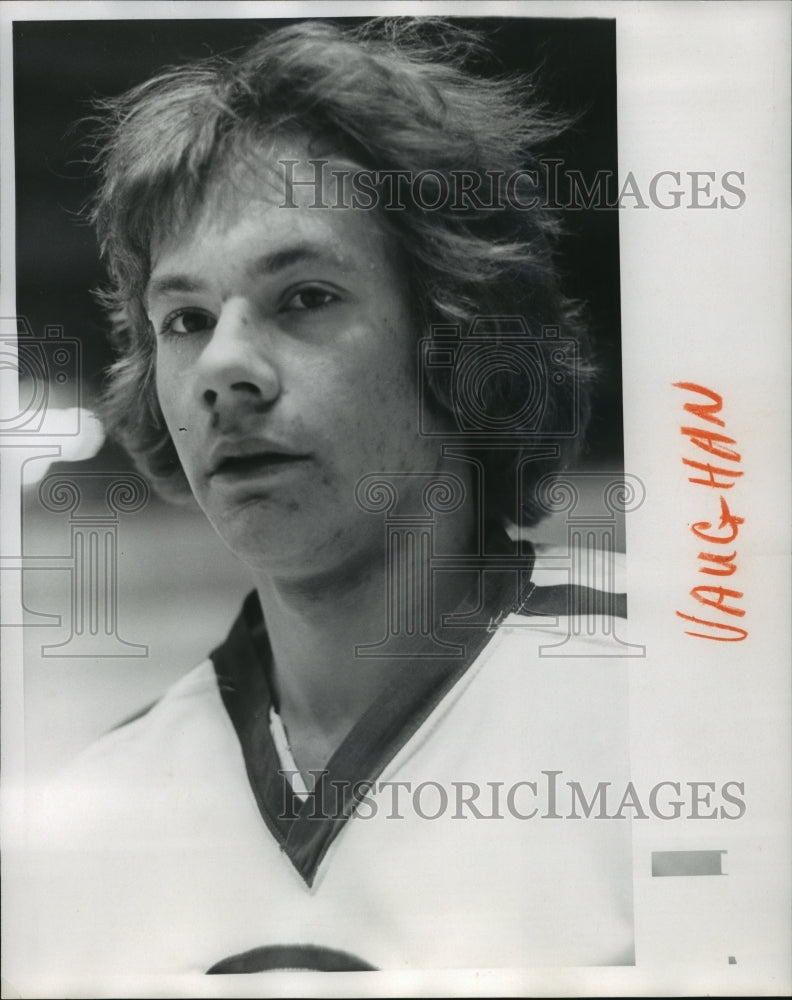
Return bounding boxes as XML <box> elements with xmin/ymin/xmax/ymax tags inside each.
<box><xmin>210</xmin><ymin>526</ymin><xmax>534</xmax><ymax>886</ymax></box>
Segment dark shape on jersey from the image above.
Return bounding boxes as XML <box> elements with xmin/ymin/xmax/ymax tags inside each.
<box><xmin>207</xmin><ymin>943</ymin><xmax>377</xmax><ymax>973</ymax></box>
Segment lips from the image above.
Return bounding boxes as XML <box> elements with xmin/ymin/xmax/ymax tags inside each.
<box><xmin>206</xmin><ymin>437</ymin><xmax>311</xmax><ymax>481</ymax></box>
<box><xmin>211</xmin><ymin>452</ymin><xmax>308</xmax><ymax>478</ymax></box>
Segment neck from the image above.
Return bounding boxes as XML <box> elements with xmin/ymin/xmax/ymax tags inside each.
<box><xmin>248</xmin><ymin>501</ymin><xmax>477</xmax><ymax>777</ymax></box>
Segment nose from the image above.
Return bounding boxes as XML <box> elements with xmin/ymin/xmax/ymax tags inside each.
<box><xmin>196</xmin><ymin>299</ymin><xmax>281</xmax><ymax>419</ymax></box>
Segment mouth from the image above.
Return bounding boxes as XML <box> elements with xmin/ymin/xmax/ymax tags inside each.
<box><xmin>210</xmin><ymin>452</ymin><xmax>310</xmax><ymax>479</ymax></box>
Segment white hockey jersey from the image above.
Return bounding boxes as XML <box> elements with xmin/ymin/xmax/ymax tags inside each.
<box><xmin>21</xmin><ymin>558</ymin><xmax>635</xmax><ymax>975</ymax></box>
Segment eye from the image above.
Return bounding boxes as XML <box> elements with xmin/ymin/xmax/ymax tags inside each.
<box><xmin>282</xmin><ymin>287</ymin><xmax>339</xmax><ymax>312</ymax></box>
<box><xmin>160</xmin><ymin>308</ymin><xmax>216</xmax><ymax>336</ymax></box>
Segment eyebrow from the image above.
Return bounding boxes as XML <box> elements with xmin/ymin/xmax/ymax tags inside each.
<box><xmin>146</xmin><ymin>243</ymin><xmax>342</xmax><ymax>301</ymax></box>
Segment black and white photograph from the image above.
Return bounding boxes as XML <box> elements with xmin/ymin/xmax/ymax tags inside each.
<box><xmin>1</xmin><ymin>2</ymin><xmax>789</xmax><ymax>997</ymax></box>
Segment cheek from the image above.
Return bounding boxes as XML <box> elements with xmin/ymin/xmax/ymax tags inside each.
<box><xmin>357</xmin><ymin>376</ymin><xmax>423</xmax><ymax>470</ymax></box>
<box><xmin>355</xmin><ymin>317</ymin><xmax>418</xmax><ymax>401</ymax></box>
<box><xmin>351</xmin><ymin>361</ymin><xmax>415</xmax><ymax>426</ymax></box>
<box><xmin>154</xmin><ymin>350</ymin><xmax>189</xmax><ymax>427</ymax></box>
<box><xmin>152</xmin><ymin>359</ymin><xmax>203</xmax><ymax>477</ymax></box>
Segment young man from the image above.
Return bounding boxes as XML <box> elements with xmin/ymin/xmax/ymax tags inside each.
<box><xmin>23</xmin><ymin>19</ymin><xmax>633</xmax><ymax>975</ymax></box>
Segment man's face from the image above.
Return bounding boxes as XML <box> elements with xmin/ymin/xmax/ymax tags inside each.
<box><xmin>148</xmin><ymin>151</ymin><xmax>452</xmax><ymax>578</ymax></box>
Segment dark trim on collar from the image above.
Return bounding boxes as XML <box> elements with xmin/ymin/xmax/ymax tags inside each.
<box><xmin>209</xmin><ymin>532</ymin><xmax>626</xmax><ymax>887</ymax></box>
<box><xmin>518</xmin><ymin>583</ymin><xmax>627</xmax><ymax>619</ymax></box>
<box><xmin>211</xmin><ymin>592</ymin><xmax>303</xmax><ymax>847</ymax></box>
<box><xmin>210</xmin><ymin>528</ymin><xmax>532</xmax><ymax>887</ymax></box>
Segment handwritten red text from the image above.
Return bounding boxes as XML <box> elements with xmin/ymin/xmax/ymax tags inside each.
<box><xmin>674</xmin><ymin>382</ymin><xmax>747</xmax><ymax>641</ymax></box>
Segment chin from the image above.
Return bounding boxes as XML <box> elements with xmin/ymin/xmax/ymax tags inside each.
<box><xmin>213</xmin><ymin>514</ymin><xmax>321</xmax><ymax>573</ymax></box>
